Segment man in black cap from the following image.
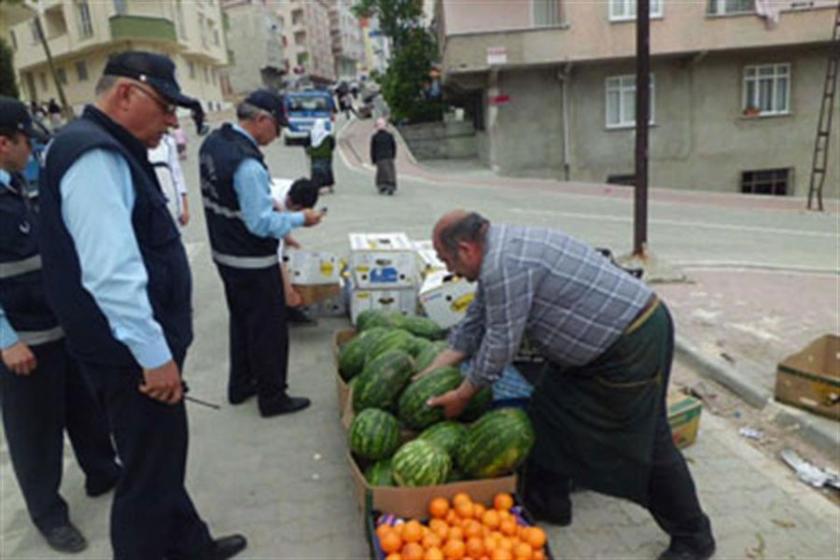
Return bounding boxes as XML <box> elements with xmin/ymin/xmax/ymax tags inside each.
<box><xmin>38</xmin><ymin>52</ymin><xmax>247</xmax><ymax>559</ymax></box>
<box><xmin>199</xmin><ymin>90</ymin><xmax>324</xmax><ymax>417</ymax></box>
<box><xmin>0</xmin><ymin>96</ymin><xmax>121</xmax><ymax>554</ymax></box>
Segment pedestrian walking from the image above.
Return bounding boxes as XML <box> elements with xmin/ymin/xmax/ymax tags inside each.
<box><xmin>305</xmin><ymin>118</ymin><xmax>335</xmax><ymax>193</ymax></box>
<box><xmin>425</xmin><ymin>210</ymin><xmax>717</xmax><ymax>560</ymax></box>
<box><xmin>370</xmin><ymin>117</ymin><xmax>397</xmax><ymax>195</ymax></box>
<box><xmin>47</xmin><ymin>98</ymin><xmax>62</xmax><ymax>128</ymax></box>
<box><xmin>149</xmin><ymin>131</ymin><xmax>190</xmax><ymax>226</ymax></box>
<box><xmin>38</xmin><ymin>51</ymin><xmax>247</xmax><ymax>560</ymax></box>
<box><xmin>0</xmin><ymin>96</ymin><xmax>122</xmax><ymax>555</ymax></box>
<box><xmin>172</xmin><ymin>122</ymin><xmax>188</xmax><ymax>160</ymax></box>
<box><xmin>199</xmin><ymin>89</ymin><xmax>324</xmax><ymax>417</ymax></box>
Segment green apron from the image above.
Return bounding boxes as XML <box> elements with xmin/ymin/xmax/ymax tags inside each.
<box><xmin>527</xmin><ymin>301</ymin><xmax>672</xmax><ymax>506</ymax></box>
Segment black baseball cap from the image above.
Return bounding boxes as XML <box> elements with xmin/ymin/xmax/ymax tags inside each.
<box><xmin>103</xmin><ymin>51</ymin><xmax>199</xmax><ymax>109</ymax></box>
<box><xmin>0</xmin><ymin>96</ymin><xmax>37</xmax><ymax>138</ymax></box>
<box><xmin>244</xmin><ymin>89</ymin><xmax>287</xmax><ymax>127</ymax></box>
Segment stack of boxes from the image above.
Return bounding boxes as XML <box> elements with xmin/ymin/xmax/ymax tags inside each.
<box><xmin>412</xmin><ymin>240</ymin><xmax>478</xmax><ymax>330</ymax></box>
<box><xmin>348</xmin><ymin>233</ymin><xmax>418</xmax><ymax>324</ymax></box>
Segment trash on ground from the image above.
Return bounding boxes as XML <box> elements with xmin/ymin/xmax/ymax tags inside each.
<box><xmin>739</xmin><ymin>427</ymin><xmax>764</xmax><ymax>440</ymax></box>
<box><xmin>771</xmin><ymin>519</ymin><xmax>796</xmax><ymax>529</ymax></box>
<box><xmin>780</xmin><ymin>449</ymin><xmax>840</xmax><ymax>490</ymax></box>
<box><xmin>745</xmin><ymin>533</ymin><xmax>766</xmax><ymax>560</ymax></box>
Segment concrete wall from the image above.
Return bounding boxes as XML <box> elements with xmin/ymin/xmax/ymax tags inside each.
<box><xmin>398</xmin><ymin>121</ymin><xmax>478</xmax><ymax>160</ymax></box>
<box><xmin>225</xmin><ymin>6</ymin><xmax>282</xmax><ymax>95</ymax></box>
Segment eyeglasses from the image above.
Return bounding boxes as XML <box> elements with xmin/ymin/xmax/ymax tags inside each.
<box><xmin>130</xmin><ymin>84</ymin><xmax>177</xmax><ymax>116</ymax></box>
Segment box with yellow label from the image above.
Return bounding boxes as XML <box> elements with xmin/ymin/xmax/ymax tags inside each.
<box><xmin>350</xmin><ymin>288</ymin><xmax>417</xmax><ymax>325</ymax></box>
<box><xmin>667</xmin><ymin>392</ymin><xmax>702</xmax><ymax>449</ymax></box>
<box><xmin>418</xmin><ymin>271</ymin><xmax>477</xmax><ymax>329</ymax></box>
<box><xmin>349</xmin><ymin>233</ymin><xmax>417</xmax><ymax>289</ymax></box>
<box><xmin>282</xmin><ymin>249</ymin><xmax>340</xmax><ymax>285</ymax></box>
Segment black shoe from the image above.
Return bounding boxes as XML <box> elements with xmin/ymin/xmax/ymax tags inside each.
<box><xmin>657</xmin><ymin>538</ymin><xmax>716</xmax><ymax>560</ymax></box>
<box><xmin>85</xmin><ymin>470</ymin><xmax>121</xmax><ymax>497</ymax></box>
<box><xmin>259</xmin><ymin>395</ymin><xmax>311</xmax><ymax>417</ymax></box>
<box><xmin>208</xmin><ymin>534</ymin><xmax>247</xmax><ymax>559</ymax></box>
<box><xmin>229</xmin><ymin>386</ymin><xmax>257</xmax><ymax>405</ymax></box>
<box><xmin>42</xmin><ymin>522</ymin><xmax>88</xmax><ymax>553</ymax></box>
<box><xmin>287</xmin><ymin>307</ymin><xmax>317</xmax><ymax>326</ymax></box>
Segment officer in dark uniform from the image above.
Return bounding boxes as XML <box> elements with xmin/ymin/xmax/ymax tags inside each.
<box><xmin>0</xmin><ymin>96</ymin><xmax>121</xmax><ymax>553</ymax></box>
<box><xmin>199</xmin><ymin>90</ymin><xmax>324</xmax><ymax>417</ymax></box>
<box><xmin>38</xmin><ymin>53</ymin><xmax>246</xmax><ymax>559</ymax></box>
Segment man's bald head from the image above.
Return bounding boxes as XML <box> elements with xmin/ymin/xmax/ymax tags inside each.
<box><xmin>433</xmin><ymin>209</ymin><xmax>470</xmax><ymax>244</ymax></box>
<box><xmin>432</xmin><ymin>210</ymin><xmax>490</xmax><ymax>282</ymax></box>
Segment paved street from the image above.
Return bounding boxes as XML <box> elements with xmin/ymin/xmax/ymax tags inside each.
<box><xmin>1</xmin><ymin>114</ymin><xmax>837</xmax><ymax>558</ymax></box>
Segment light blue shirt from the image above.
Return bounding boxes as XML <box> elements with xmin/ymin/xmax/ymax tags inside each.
<box><xmin>0</xmin><ymin>169</ymin><xmax>20</xmax><ymax>349</ymax></box>
<box><xmin>231</xmin><ymin>124</ymin><xmax>304</xmax><ymax>239</ymax></box>
<box><xmin>60</xmin><ymin>149</ymin><xmax>171</xmax><ymax>368</ymax></box>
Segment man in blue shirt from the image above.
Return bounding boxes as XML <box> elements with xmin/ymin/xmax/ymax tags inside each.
<box><xmin>39</xmin><ymin>52</ymin><xmax>246</xmax><ymax>560</ymax></box>
<box><xmin>0</xmin><ymin>96</ymin><xmax>121</xmax><ymax>554</ymax></box>
<box><xmin>199</xmin><ymin>90</ymin><xmax>324</xmax><ymax>418</ymax></box>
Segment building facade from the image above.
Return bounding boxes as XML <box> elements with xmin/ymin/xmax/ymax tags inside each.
<box><xmin>276</xmin><ymin>0</ymin><xmax>335</xmax><ymax>87</ymax></box>
<box><xmin>436</xmin><ymin>0</ymin><xmax>839</xmax><ymax>198</ymax></box>
<box><xmin>221</xmin><ymin>0</ymin><xmax>284</xmax><ymax>96</ymax></box>
<box><xmin>328</xmin><ymin>0</ymin><xmax>364</xmax><ymax>81</ymax></box>
<box><xmin>10</xmin><ymin>0</ymin><xmax>229</xmax><ymax>114</ymax></box>
<box><xmin>359</xmin><ymin>15</ymin><xmax>390</xmax><ymax>77</ymax></box>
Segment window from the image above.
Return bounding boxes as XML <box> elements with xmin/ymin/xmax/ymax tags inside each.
<box><xmin>9</xmin><ymin>30</ymin><xmax>17</xmax><ymax>51</ymax></box>
<box><xmin>533</xmin><ymin>0</ymin><xmax>562</xmax><ymax>26</ymax></box>
<box><xmin>213</xmin><ymin>29</ymin><xmax>220</xmax><ymax>46</ymax></box>
<box><xmin>175</xmin><ymin>0</ymin><xmax>187</xmax><ymax>38</ymax></box>
<box><xmin>203</xmin><ymin>65</ymin><xmax>209</xmax><ymax>83</ymax></box>
<box><xmin>605</xmin><ymin>74</ymin><xmax>655</xmax><ymax>128</ymax></box>
<box><xmin>56</xmin><ymin>68</ymin><xmax>67</xmax><ymax>85</ymax></box>
<box><xmin>610</xmin><ymin>0</ymin><xmax>663</xmax><ymax>21</ymax></box>
<box><xmin>741</xmin><ymin>168</ymin><xmax>790</xmax><ymax>196</ymax></box>
<box><xmin>75</xmin><ymin>60</ymin><xmax>88</xmax><ymax>81</ymax></box>
<box><xmin>292</xmin><ymin>9</ymin><xmax>304</xmax><ymax>25</ymax></box>
<box><xmin>199</xmin><ymin>14</ymin><xmax>208</xmax><ymax>48</ymax></box>
<box><xmin>294</xmin><ymin>31</ymin><xmax>306</xmax><ymax>45</ymax></box>
<box><xmin>113</xmin><ymin>0</ymin><xmax>127</xmax><ymax>15</ymax></box>
<box><xmin>297</xmin><ymin>52</ymin><xmax>309</xmax><ymax>67</ymax></box>
<box><xmin>75</xmin><ymin>1</ymin><xmax>93</xmax><ymax>38</ymax></box>
<box><xmin>39</xmin><ymin>72</ymin><xmax>48</xmax><ymax>91</ymax></box>
<box><xmin>29</xmin><ymin>20</ymin><xmax>41</xmax><ymax>44</ymax></box>
<box><xmin>743</xmin><ymin>63</ymin><xmax>790</xmax><ymax>116</ymax></box>
<box><xmin>707</xmin><ymin>0</ymin><xmax>754</xmax><ymax>15</ymax></box>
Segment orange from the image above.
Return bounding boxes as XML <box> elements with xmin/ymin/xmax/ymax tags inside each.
<box><xmin>430</xmin><ymin>519</ymin><xmax>448</xmax><ymax>532</ymax></box>
<box><xmin>464</xmin><ymin>520</ymin><xmax>483</xmax><ymax>539</ymax></box>
<box><xmin>403</xmin><ymin>520</ymin><xmax>424</xmax><ymax>544</ymax></box>
<box><xmin>403</xmin><ymin>542</ymin><xmax>425</xmax><ymax>560</ymax></box>
<box><xmin>481</xmin><ymin>510</ymin><xmax>500</xmax><ymax>529</ymax></box>
<box><xmin>497</xmin><ymin>537</ymin><xmax>514</xmax><ymax>552</ymax></box>
<box><xmin>446</xmin><ymin>510</ymin><xmax>460</xmax><ymax>525</ymax></box>
<box><xmin>422</xmin><ymin>532</ymin><xmax>443</xmax><ymax>550</ymax></box>
<box><xmin>498</xmin><ymin>510</ymin><xmax>512</xmax><ymax>522</ymax></box>
<box><xmin>483</xmin><ymin>535</ymin><xmax>497</xmax><ymax>553</ymax></box>
<box><xmin>377</xmin><ymin>524</ymin><xmax>393</xmax><ymax>540</ymax></box>
<box><xmin>499</xmin><ymin>519</ymin><xmax>518</xmax><ymax>537</ymax></box>
<box><xmin>512</xmin><ymin>542</ymin><xmax>533</xmax><ymax>560</ymax></box>
<box><xmin>424</xmin><ymin>546</ymin><xmax>444</xmax><ymax>560</ymax></box>
<box><xmin>432</xmin><ymin>523</ymin><xmax>450</xmax><ymax>540</ymax></box>
<box><xmin>521</xmin><ymin>527</ymin><xmax>546</xmax><ymax>549</ymax></box>
<box><xmin>532</xmin><ymin>552</ymin><xmax>545</xmax><ymax>560</ymax></box>
<box><xmin>494</xmin><ymin>493</ymin><xmax>515</xmax><ymax>512</ymax></box>
<box><xmin>430</xmin><ymin>497</ymin><xmax>451</xmax><ymax>519</ymax></box>
<box><xmin>455</xmin><ymin>501</ymin><xmax>475</xmax><ymax>519</ymax></box>
<box><xmin>447</xmin><ymin>526</ymin><xmax>464</xmax><ymax>542</ymax></box>
<box><xmin>386</xmin><ymin>554</ymin><xmax>401</xmax><ymax>560</ymax></box>
<box><xmin>380</xmin><ymin>531</ymin><xmax>403</xmax><ymax>554</ymax></box>
<box><xmin>443</xmin><ymin>539</ymin><xmax>467</xmax><ymax>560</ymax></box>
<box><xmin>491</xmin><ymin>549</ymin><xmax>513</xmax><ymax>560</ymax></box>
<box><xmin>465</xmin><ymin>536</ymin><xmax>485</xmax><ymax>558</ymax></box>
<box><xmin>452</xmin><ymin>492</ymin><xmax>471</xmax><ymax>506</ymax></box>
<box><xmin>473</xmin><ymin>504</ymin><xmax>487</xmax><ymax>519</ymax></box>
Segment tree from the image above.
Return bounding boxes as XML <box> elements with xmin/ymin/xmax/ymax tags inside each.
<box><xmin>0</xmin><ymin>37</ymin><xmax>19</xmax><ymax>99</ymax></box>
<box><xmin>353</xmin><ymin>0</ymin><xmax>424</xmax><ymax>50</ymax></box>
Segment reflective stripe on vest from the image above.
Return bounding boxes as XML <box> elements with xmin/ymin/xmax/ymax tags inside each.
<box><xmin>17</xmin><ymin>326</ymin><xmax>64</xmax><ymax>346</ymax></box>
<box><xmin>211</xmin><ymin>250</ymin><xmax>278</xmax><ymax>269</ymax></box>
<box><xmin>202</xmin><ymin>196</ymin><xmax>243</xmax><ymax>220</ymax></box>
<box><xmin>0</xmin><ymin>255</ymin><xmax>42</xmax><ymax>279</ymax></box>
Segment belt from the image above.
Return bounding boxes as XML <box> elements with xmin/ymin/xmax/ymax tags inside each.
<box><xmin>212</xmin><ymin>250</ymin><xmax>279</xmax><ymax>270</ymax></box>
<box><xmin>0</xmin><ymin>255</ymin><xmax>42</xmax><ymax>279</ymax></box>
<box><xmin>625</xmin><ymin>295</ymin><xmax>660</xmax><ymax>335</ymax></box>
<box><xmin>17</xmin><ymin>326</ymin><xmax>65</xmax><ymax>346</ymax></box>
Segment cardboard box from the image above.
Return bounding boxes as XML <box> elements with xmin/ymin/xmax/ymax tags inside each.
<box><xmin>283</xmin><ymin>250</ymin><xmax>341</xmax><ymax>285</ymax></box>
<box><xmin>418</xmin><ymin>271</ymin><xmax>476</xmax><ymax>329</ymax></box>
<box><xmin>293</xmin><ymin>283</ymin><xmax>341</xmax><ymax>306</ymax></box>
<box><xmin>667</xmin><ymin>391</ymin><xmax>702</xmax><ymax>449</ymax></box>
<box><xmin>774</xmin><ymin>334</ymin><xmax>840</xmax><ymax>420</ymax></box>
<box><xmin>350</xmin><ymin>233</ymin><xmax>417</xmax><ymax>289</ymax></box>
<box><xmin>350</xmin><ymin>288</ymin><xmax>417</xmax><ymax>325</ymax></box>
<box><xmin>347</xmin><ymin>453</ymin><xmax>517</xmax><ymax>520</ymax></box>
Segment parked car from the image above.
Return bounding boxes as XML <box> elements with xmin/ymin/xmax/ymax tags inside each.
<box><xmin>283</xmin><ymin>90</ymin><xmax>336</xmax><ymax>145</ymax></box>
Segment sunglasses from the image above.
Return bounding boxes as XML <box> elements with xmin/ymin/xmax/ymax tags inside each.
<box><xmin>130</xmin><ymin>83</ymin><xmax>177</xmax><ymax>116</ymax></box>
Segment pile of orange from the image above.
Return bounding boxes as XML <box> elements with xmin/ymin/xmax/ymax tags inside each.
<box><xmin>375</xmin><ymin>492</ymin><xmax>549</xmax><ymax>560</ymax></box>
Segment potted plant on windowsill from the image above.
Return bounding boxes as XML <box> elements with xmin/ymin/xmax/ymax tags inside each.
<box><xmin>743</xmin><ymin>106</ymin><xmax>761</xmax><ymax>118</ymax></box>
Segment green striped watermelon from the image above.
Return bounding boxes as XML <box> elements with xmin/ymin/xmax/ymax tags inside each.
<box><xmin>356</xmin><ymin>309</ymin><xmax>393</xmax><ymax>331</ymax></box>
<box><xmin>397</xmin><ymin>367</ymin><xmax>463</xmax><ymax>430</ymax></box>
<box><xmin>397</xmin><ymin>315</ymin><xmax>447</xmax><ymax>340</ymax></box>
<box><xmin>392</xmin><ymin>439</ymin><xmax>451</xmax><ymax>487</ymax></box>
<box><xmin>418</xmin><ymin>421</ymin><xmax>467</xmax><ymax>457</ymax></box>
<box><xmin>460</xmin><ymin>385</ymin><xmax>493</xmax><ymax>421</ymax></box>
<box><xmin>337</xmin><ymin>327</ymin><xmax>391</xmax><ymax>381</ymax></box>
<box><xmin>364</xmin><ymin>459</ymin><xmax>395</xmax><ymax>486</ymax></box>
<box><xmin>352</xmin><ymin>349</ymin><xmax>415</xmax><ymax>412</ymax></box>
<box><xmin>457</xmin><ymin>407</ymin><xmax>535</xmax><ymax>479</ymax></box>
<box><xmin>348</xmin><ymin>408</ymin><xmax>401</xmax><ymax>460</ymax></box>
<box><xmin>414</xmin><ymin>340</ymin><xmax>449</xmax><ymax>372</ymax></box>
<box><xmin>365</xmin><ymin>329</ymin><xmax>417</xmax><ymax>364</ymax></box>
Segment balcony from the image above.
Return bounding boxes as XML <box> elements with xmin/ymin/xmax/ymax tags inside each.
<box><xmin>109</xmin><ymin>15</ymin><xmax>176</xmax><ymax>43</ymax></box>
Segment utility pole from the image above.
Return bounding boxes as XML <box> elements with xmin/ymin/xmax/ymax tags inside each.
<box><xmin>633</xmin><ymin>0</ymin><xmax>651</xmax><ymax>257</ymax></box>
<box><xmin>29</xmin><ymin>1</ymin><xmax>71</xmax><ymax>119</ymax></box>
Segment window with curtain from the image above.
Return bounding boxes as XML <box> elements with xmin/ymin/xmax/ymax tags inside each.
<box><xmin>532</xmin><ymin>0</ymin><xmax>562</xmax><ymax>26</ymax></box>
<box><xmin>743</xmin><ymin>63</ymin><xmax>790</xmax><ymax>116</ymax></box>
<box><xmin>605</xmin><ymin>74</ymin><xmax>656</xmax><ymax>128</ymax></box>
<box><xmin>609</xmin><ymin>0</ymin><xmax>663</xmax><ymax>21</ymax></box>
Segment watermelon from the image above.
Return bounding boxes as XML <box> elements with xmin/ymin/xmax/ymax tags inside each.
<box><xmin>348</xmin><ymin>408</ymin><xmax>401</xmax><ymax>460</ymax></box>
<box><xmin>391</xmin><ymin>439</ymin><xmax>451</xmax><ymax>487</ymax></box>
<box><xmin>364</xmin><ymin>459</ymin><xmax>395</xmax><ymax>486</ymax></box>
<box><xmin>457</xmin><ymin>408</ymin><xmax>535</xmax><ymax>479</ymax></box>
<box><xmin>397</xmin><ymin>367</ymin><xmax>463</xmax><ymax>430</ymax></box>
<box><xmin>352</xmin><ymin>349</ymin><xmax>415</xmax><ymax>412</ymax></box>
<box><xmin>366</xmin><ymin>329</ymin><xmax>417</xmax><ymax>363</ymax></box>
<box><xmin>407</xmin><ymin>336</ymin><xmax>433</xmax><ymax>358</ymax></box>
<box><xmin>418</xmin><ymin>421</ymin><xmax>467</xmax><ymax>457</ymax></box>
<box><xmin>356</xmin><ymin>309</ymin><xmax>393</xmax><ymax>331</ymax></box>
<box><xmin>460</xmin><ymin>385</ymin><xmax>493</xmax><ymax>421</ymax></box>
<box><xmin>414</xmin><ymin>340</ymin><xmax>449</xmax><ymax>372</ymax></box>
<box><xmin>398</xmin><ymin>315</ymin><xmax>447</xmax><ymax>340</ymax></box>
<box><xmin>337</xmin><ymin>327</ymin><xmax>391</xmax><ymax>381</ymax></box>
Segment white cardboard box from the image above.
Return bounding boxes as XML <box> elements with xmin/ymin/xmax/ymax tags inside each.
<box><xmin>282</xmin><ymin>250</ymin><xmax>341</xmax><ymax>285</ymax></box>
<box><xmin>349</xmin><ymin>233</ymin><xmax>417</xmax><ymax>289</ymax></box>
<box><xmin>350</xmin><ymin>288</ymin><xmax>417</xmax><ymax>324</ymax></box>
<box><xmin>418</xmin><ymin>270</ymin><xmax>477</xmax><ymax>329</ymax></box>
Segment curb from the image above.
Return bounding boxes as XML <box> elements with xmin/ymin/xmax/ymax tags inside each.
<box><xmin>766</xmin><ymin>400</ymin><xmax>840</xmax><ymax>453</ymax></box>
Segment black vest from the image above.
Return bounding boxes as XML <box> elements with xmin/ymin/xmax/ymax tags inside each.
<box><xmin>199</xmin><ymin>124</ymin><xmax>278</xmax><ymax>261</ymax></box>
<box><xmin>39</xmin><ymin>106</ymin><xmax>193</xmax><ymax>367</ymax></box>
<box><xmin>0</xmin><ymin>175</ymin><xmax>60</xmax><ymax>338</ymax></box>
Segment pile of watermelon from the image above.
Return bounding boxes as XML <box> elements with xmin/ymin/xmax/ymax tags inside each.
<box><xmin>341</xmin><ymin>310</ymin><xmax>536</xmax><ymax>488</ymax></box>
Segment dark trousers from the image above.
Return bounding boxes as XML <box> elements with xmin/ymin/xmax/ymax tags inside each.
<box><xmin>79</xmin><ymin>354</ymin><xmax>213</xmax><ymax>560</ymax></box>
<box><xmin>217</xmin><ymin>264</ymin><xmax>289</xmax><ymax>406</ymax></box>
<box><xmin>0</xmin><ymin>339</ymin><xmax>119</xmax><ymax>533</ymax></box>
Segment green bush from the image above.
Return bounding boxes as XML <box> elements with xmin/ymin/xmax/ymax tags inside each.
<box><xmin>0</xmin><ymin>38</ymin><xmax>20</xmax><ymax>99</ymax></box>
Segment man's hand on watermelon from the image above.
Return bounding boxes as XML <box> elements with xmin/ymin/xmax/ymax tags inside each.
<box><xmin>412</xmin><ymin>348</ymin><xmax>467</xmax><ymax>381</ymax></box>
<box><xmin>428</xmin><ymin>379</ymin><xmax>478</xmax><ymax>419</ymax></box>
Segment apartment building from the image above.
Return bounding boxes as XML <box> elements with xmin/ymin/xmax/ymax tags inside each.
<box><xmin>436</xmin><ymin>0</ymin><xmax>839</xmax><ymax>198</ymax></box>
<box><xmin>221</xmin><ymin>0</ymin><xmax>284</xmax><ymax>96</ymax></box>
<box><xmin>10</xmin><ymin>0</ymin><xmax>228</xmax><ymax>114</ymax></box>
<box><xmin>328</xmin><ymin>0</ymin><xmax>364</xmax><ymax>80</ymax></box>
<box><xmin>359</xmin><ymin>15</ymin><xmax>390</xmax><ymax>76</ymax></box>
<box><xmin>277</xmin><ymin>0</ymin><xmax>335</xmax><ymax>86</ymax></box>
